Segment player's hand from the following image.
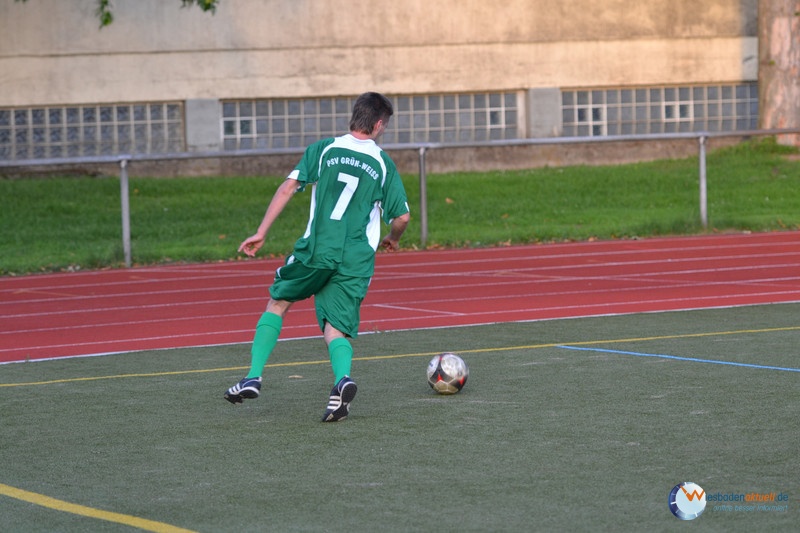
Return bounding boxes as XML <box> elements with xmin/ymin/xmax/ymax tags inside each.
<box><xmin>380</xmin><ymin>235</ymin><xmax>400</xmax><ymax>251</ymax></box>
<box><xmin>238</xmin><ymin>235</ymin><xmax>266</xmax><ymax>257</ymax></box>
<box><xmin>381</xmin><ymin>213</ymin><xmax>409</xmax><ymax>252</ymax></box>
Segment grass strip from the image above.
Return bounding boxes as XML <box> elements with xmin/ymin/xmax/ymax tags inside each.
<box><xmin>1</xmin><ymin>138</ymin><xmax>798</xmax><ymax>275</ymax></box>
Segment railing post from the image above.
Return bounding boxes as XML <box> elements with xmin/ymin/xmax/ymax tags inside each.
<box><xmin>698</xmin><ymin>135</ymin><xmax>708</xmax><ymax>230</ymax></box>
<box><xmin>418</xmin><ymin>146</ymin><xmax>428</xmax><ymax>248</ymax></box>
<box><xmin>120</xmin><ymin>158</ymin><xmax>132</xmax><ymax>267</ymax></box>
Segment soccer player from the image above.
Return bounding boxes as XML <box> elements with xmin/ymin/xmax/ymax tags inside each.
<box><xmin>224</xmin><ymin>92</ymin><xmax>410</xmax><ymax>422</ymax></box>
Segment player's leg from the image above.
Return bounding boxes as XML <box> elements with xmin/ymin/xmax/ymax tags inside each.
<box><xmin>325</xmin><ymin>327</ymin><xmax>353</xmax><ymax>385</ymax></box>
<box><xmin>225</xmin><ymin>258</ymin><xmax>332</xmax><ymax>404</ymax></box>
<box><xmin>247</xmin><ymin>299</ymin><xmax>292</xmax><ymax>378</ymax></box>
<box><xmin>224</xmin><ymin>298</ymin><xmax>290</xmax><ymax>404</ymax></box>
<box><xmin>317</xmin><ymin>274</ymin><xmax>370</xmax><ymax>421</ymax></box>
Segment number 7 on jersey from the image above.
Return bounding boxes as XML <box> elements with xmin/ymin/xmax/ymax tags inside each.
<box><xmin>330</xmin><ymin>172</ymin><xmax>359</xmax><ymax>220</ymax></box>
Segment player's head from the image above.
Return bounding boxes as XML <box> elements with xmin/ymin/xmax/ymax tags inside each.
<box><xmin>350</xmin><ymin>92</ymin><xmax>393</xmax><ymax>137</ymax></box>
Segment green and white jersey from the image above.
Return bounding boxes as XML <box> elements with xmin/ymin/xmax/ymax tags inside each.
<box><xmin>287</xmin><ymin>134</ymin><xmax>410</xmax><ymax>277</ymax></box>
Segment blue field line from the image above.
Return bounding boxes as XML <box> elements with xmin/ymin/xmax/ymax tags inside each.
<box><xmin>556</xmin><ymin>345</ymin><xmax>800</xmax><ymax>373</ymax></box>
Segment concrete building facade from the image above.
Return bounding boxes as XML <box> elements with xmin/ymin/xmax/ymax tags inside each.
<box><xmin>0</xmin><ymin>0</ymin><xmax>759</xmax><ymax>166</ymax></box>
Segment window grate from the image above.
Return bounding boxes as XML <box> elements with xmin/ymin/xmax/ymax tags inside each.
<box><xmin>562</xmin><ymin>83</ymin><xmax>758</xmax><ymax>137</ymax></box>
<box><xmin>221</xmin><ymin>92</ymin><xmax>519</xmax><ymax>150</ymax></box>
<box><xmin>0</xmin><ymin>102</ymin><xmax>185</xmax><ymax>160</ymax></box>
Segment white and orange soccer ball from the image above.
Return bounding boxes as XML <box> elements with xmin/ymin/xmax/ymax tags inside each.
<box><xmin>426</xmin><ymin>352</ymin><xmax>469</xmax><ymax>394</ymax></box>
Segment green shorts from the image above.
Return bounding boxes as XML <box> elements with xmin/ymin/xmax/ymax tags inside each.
<box><xmin>269</xmin><ymin>255</ymin><xmax>371</xmax><ymax>337</ymax></box>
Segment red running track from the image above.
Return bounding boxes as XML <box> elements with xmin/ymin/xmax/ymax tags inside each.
<box><xmin>2</xmin><ymin>231</ymin><xmax>800</xmax><ymax>363</ymax></box>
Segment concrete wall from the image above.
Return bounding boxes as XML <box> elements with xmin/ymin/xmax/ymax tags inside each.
<box><xmin>0</xmin><ymin>0</ymin><xmax>757</xmax><ymax>107</ymax></box>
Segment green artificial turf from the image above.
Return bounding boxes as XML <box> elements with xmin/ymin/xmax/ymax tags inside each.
<box><xmin>1</xmin><ymin>304</ymin><xmax>798</xmax><ymax>532</ymax></box>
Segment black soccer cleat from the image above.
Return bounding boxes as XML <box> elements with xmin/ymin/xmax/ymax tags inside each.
<box><xmin>224</xmin><ymin>376</ymin><xmax>262</xmax><ymax>404</ymax></box>
<box><xmin>321</xmin><ymin>376</ymin><xmax>357</xmax><ymax>422</ymax></box>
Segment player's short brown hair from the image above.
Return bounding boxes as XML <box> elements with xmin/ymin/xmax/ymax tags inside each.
<box><xmin>349</xmin><ymin>92</ymin><xmax>394</xmax><ymax>135</ymax></box>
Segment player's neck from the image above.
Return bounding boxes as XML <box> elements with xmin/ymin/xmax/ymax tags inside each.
<box><xmin>349</xmin><ymin>131</ymin><xmax>373</xmax><ymax>141</ymax></box>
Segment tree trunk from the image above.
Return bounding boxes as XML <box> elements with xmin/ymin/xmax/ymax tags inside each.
<box><xmin>758</xmin><ymin>0</ymin><xmax>800</xmax><ymax>146</ymax></box>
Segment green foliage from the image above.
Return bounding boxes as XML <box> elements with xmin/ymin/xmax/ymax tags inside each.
<box><xmin>183</xmin><ymin>0</ymin><xmax>219</xmax><ymax>12</ymax></box>
<box><xmin>15</xmin><ymin>0</ymin><xmax>220</xmax><ymax>27</ymax></box>
<box><xmin>95</xmin><ymin>0</ymin><xmax>112</xmax><ymax>26</ymax></box>
<box><xmin>1</xmin><ymin>139</ymin><xmax>799</xmax><ymax>275</ymax></box>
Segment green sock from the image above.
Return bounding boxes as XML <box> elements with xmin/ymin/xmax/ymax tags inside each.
<box><xmin>328</xmin><ymin>337</ymin><xmax>353</xmax><ymax>384</ymax></box>
<box><xmin>246</xmin><ymin>312</ymin><xmax>282</xmax><ymax>378</ymax></box>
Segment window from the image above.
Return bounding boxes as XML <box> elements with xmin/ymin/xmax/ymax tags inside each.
<box><xmin>562</xmin><ymin>83</ymin><xmax>758</xmax><ymax>137</ymax></box>
<box><xmin>0</xmin><ymin>102</ymin><xmax>184</xmax><ymax>160</ymax></box>
<box><xmin>221</xmin><ymin>91</ymin><xmax>519</xmax><ymax>150</ymax></box>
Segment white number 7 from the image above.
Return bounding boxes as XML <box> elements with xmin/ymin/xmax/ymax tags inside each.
<box><xmin>330</xmin><ymin>172</ymin><xmax>359</xmax><ymax>220</ymax></box>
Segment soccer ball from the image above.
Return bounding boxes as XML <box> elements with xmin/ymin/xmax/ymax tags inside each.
<box><xmin>426</xmin><ymin>352</ymin><xmax>469</xmax><ymax>394</ymax></box>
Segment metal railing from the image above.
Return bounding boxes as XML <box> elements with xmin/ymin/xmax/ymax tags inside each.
<box><xmin>2</xmin><ymin>129</ymin><xmax>798</xmax><ymax>267</ymax></box>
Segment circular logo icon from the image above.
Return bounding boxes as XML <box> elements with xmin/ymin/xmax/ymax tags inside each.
<box><xmin>669</xmin><ymin>482</ymin><xmax>707</xmax><ymax>520</ymax></box>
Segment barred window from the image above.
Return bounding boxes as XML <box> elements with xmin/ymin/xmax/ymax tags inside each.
<box><xmin>0</xmin><ymin>102</ymin><xmax>185</xmax><ymax>160</ymax></box>
<box><xmin>562</xmin><ymin>83</ymin><xmax>758</xmax><ymax>137</ymax></box>
<box><xmin>221</xmin><ymin>92</ymin><xmax>519</xmax><ymax>150</ymax></box>
<box><xmin>222</xmin><ymin>97</ymin><xmax>351</xmax><ymax>150</ymax></box>
<box><xmin>385</xmin><ymin>92</ymin><xmax>518</xmax><ymax>144</ymax></box>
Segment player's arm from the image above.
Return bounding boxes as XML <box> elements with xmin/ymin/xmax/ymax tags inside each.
<box><xmin>380</xmin><ymin>211</ymin><xmax>410</xmax><ymax>251</ymax></box>
<box><xmin>238</xmin><ymin>177</ymin><xmax>299</xmax><ymax>257</ymax></box>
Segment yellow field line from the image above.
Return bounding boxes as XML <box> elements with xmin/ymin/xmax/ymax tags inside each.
<box><xmin>2</xmin><ymin>325</ymin><xmax>799</xmax><ymax>388</ymax></box>
<box><xmin>0</xmin><ymin>483</ymin><xmax>197</xmax><ymax>533</ymax></box>
<box><xmin>0</xmin><ymin>366</ymin><xmax>251</xmax><ymax>387</ymax></box>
